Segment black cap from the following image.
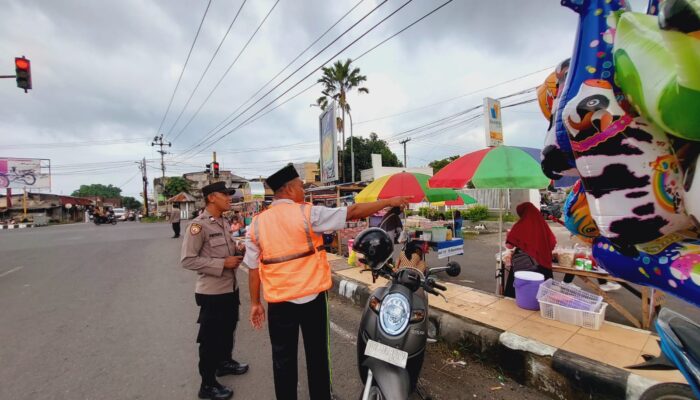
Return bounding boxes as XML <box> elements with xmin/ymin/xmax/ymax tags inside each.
<box><xmin>202</xmin><ymin>181</ymin><xmax>235</xmax><ymax>199</ymax></box>
<box><xmin>267</xmin><ymin>164</ymin><xmax>299</xmax><ymax>192</ymax></box>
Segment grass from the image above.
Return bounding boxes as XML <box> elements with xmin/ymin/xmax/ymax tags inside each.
<box><xmin>140</xmin><ymin>216</ymin><xmax>166</xmax><ymax>223</ymax></box>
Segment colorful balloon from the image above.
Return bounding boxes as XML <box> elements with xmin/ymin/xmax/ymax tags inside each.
<box><xmin>613</xmin><ymin>3</ymin><xmax>700</xmax><ymax>141</ymax></box>
<box><xmin>562</xmin><ymin>79</ymin><xmax>691</xmax><ymax>244</ymax></box>
<box><xmin>536</xmin><ymin>72</ymin><xmax>558</xmax><ymax>120</ymax></box>
<box><xmin>594</xmin><ymin>230</ymin><xmax>700</xmax><ymax>307</ymax></box>
<box><xmin>563</xmin><ymin>180</ymin><xmax>600</xmax><ymax>241</ymax></box>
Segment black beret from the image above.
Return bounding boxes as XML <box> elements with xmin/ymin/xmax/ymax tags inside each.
<box><xmin>202</xmin><ymin>181</ymin><xmax>235</xmax><ymax>198</ymax></box>
<box><xmin>267</xmin><ymin>164</ymin><xmax>299</xmax><ymax>192</ymax></box>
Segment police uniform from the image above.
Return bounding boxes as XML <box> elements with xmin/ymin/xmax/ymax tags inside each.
<box><xmin>181</xmin><ymin>182</ymin><xmax>247</xmax><ymax>398</ymax></box>
<box><xmin>244</xmin><ymin>166</ymin><xmax>347</xmax><ymax>400</ymax></box>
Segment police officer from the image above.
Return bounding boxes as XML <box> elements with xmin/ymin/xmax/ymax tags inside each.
<box><xmin>244</xmin><ymin>164</ymin><xmax>410</xmax><ymax>400</ymax></box>
<box><xmin>182</xmin><ymin>181</ymin><xmax>249</xmax><ymax>400</ymax></box>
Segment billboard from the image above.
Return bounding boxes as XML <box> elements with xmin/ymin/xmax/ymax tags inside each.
<box><xmin>319</xmin><ymin>105</ymin><xmax>338</xmax><ymax>183</ymax></box>
<box><xmin>483</xmin><ymin>97</ymin><xmax>504</xmax><ymax>147</ymax></box>
<box><xmin>0</xmin><ymin>158</ymin><xmax>51</xmax><ymax>189</ymax></box>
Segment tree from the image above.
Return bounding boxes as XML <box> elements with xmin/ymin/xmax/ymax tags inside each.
<box><xmin>122</xmin><ymin>196</ymin><xmax>142</xmax><ymax>210</ymax></box>
<box><xmin>317</xmin><ymin>58</ymin><xmax>369</xmax><ymax>181</ymax></box>
<box><xmin>71</xmin><ymin>184</ymin><xmax>122</xmax><ymax>198</ymax></box>
<box><xmin>163</xmin><ymin>176</ymin><xmax>192</xmax><ymax>198</ymax></box>
<box><xmin>341</xmin><ymin>132</ymin><xmax>402</xmax><ymax>182</ymax></box>
<box><xmin>429</xmin><ymin>155</ymin><xmax>460</xmax><ymax>174</ymax></box>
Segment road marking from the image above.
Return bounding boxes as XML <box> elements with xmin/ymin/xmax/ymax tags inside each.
<box><xmin>330</xmin><ymin>321</ymin><xmax>356</xmax><ymax>344</ymax></box>
<box><xmin>0</xmin><ymin>266</ymin><xmax>24</xmax><ymax>278</ymax></box>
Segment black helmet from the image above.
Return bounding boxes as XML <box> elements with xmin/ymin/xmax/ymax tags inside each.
<box><xmin>353</xmin><ymin>228</ymin><xmax>394</xmax><ymax>270</ymax></box>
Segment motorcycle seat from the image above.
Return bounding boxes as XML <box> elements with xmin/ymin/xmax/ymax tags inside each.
<box><xmin>670</xmin><ymin>316</ymin><xmax>700</xmax><ymax>365</ymax></box>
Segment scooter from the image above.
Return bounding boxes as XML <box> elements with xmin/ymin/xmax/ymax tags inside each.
<box><xmin>354</xmin><ymin>228</ymin><xmax>461</xmax><ymax>400</ymax></box>
<box><xmin>628</xmin><ymin>308</ymin><xmax>700</xmax><ymax>399</ymax></box>
<box><xmin>93</xmin><ymin>214</ymin><xmax>117</xmax><ymax>225</ymax></box>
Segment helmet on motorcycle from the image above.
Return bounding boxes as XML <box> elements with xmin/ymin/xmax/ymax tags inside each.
<box><xmin>353</xmin><ymin>228</ymin><xmax>394</xmax><ymax>270</ymax></box>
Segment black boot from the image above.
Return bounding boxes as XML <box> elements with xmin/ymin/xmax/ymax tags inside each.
<box><xmin>216</xmin><ymin>359</ymin><xmax>249</xmax><ymax>376</ymax></box>
<box><xmin>198</xmin><ymin>382</ymin><xmax>233</xmax><ymax>400</ymax></box>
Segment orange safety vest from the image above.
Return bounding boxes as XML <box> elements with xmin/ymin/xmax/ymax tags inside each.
<box><xmin>249</xmin><ymin>202</ymin><xmax>331</xmax><ymax>303</ymax></box>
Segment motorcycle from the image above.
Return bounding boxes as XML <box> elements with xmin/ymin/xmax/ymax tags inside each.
<box><xmin>628</xmin><ymin>308</ymin><xmax>700</xmax><ymax>399</ymax></box>
<box><xmin>93</xmin><ymin>214</ymin><xmax>117</xmax><ymax>225</ymax></box>
<box><xmin>353</xmin><ymin>227</ymin><xmax>461</xmax><ymax>400</ymax></box>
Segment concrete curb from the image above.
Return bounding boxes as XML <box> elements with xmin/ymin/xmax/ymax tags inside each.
<box><xmin>331</xmin><ymin>273</ymin><xmax>659</xmax><ymax>400</ymax></box>
<box><xmin>0</xmin><ymin>224</ymin><xmax>34</xmax><ymax>230</ymax></box>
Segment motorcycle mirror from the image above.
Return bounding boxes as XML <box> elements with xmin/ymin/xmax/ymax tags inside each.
<box><xmin>446</xmin><ymin>261</ymin><xmax>461</xmax><ymax>277</ymax></box>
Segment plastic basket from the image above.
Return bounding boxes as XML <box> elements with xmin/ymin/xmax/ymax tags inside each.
<box><xmin>536</xmin><ymin>279</ymin><xmax>607</xmax><ymax>330</ymax></box>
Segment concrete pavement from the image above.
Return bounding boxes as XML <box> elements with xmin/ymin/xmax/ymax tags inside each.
<box><xmin>0</xmin><ymin>222</ymin><xmax>547</xmax><ymax>399</ymax></box>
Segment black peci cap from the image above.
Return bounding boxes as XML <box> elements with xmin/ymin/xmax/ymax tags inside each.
<box><xmin>202</xmin><ymin>181</ymin><xmax>235</xmax><ymax>198</ymax></box>
<box><xmin>267</xmin><ymin>164</ymin><xmax>299</xmax><ymax>192</ymax></box>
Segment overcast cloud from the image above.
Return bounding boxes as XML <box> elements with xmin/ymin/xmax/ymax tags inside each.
<box><xmin>0</xmin><ymin>0</ymin><xmax>647</xmax><ymax>197</ymax></box>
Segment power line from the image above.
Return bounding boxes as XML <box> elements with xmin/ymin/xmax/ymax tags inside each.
<box><xmin>167</xmin><ymin>0</ymin><xmax>278</xmax><ymax>143</ymax></box>
<box><xmin>174</xmin><ymin>0</ymin><xmax>390</xmax><ymax>160</ymax></box>
<box><xmin>155</xmin><ymin>0</ymin><xmax>212</xmax><ymax>136</ymax></box>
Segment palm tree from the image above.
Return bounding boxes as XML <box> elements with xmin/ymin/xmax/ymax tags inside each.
<box><xmin>316</xmin><ymin>58</ymin><xmax>368</xmax><ymax>182</ymax></box>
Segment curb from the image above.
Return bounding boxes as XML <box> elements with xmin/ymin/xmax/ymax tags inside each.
<box><xmin>331</xmin><ymin>273</ymin><xmax>659</xmax><ymax>400</ymax></box>
<box><xmin>0</xmin><ymin>224</ymin><xmax>34</xmax><ymax>230</ymax></box>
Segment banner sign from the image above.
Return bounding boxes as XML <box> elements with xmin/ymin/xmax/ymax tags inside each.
<box><xmin>0</xmin><ymin>158</ymin><xmax>51</xmax><ymax>189</ymax></box>
<box><xmin>483</xmin><ymin>97</ymin><xmax>504</xmax><ymax>147</ymax></box>
<box><xmin>319</xmin><ymin>105</ymin><xmax>338</xmax><ymax>183</ymax></box>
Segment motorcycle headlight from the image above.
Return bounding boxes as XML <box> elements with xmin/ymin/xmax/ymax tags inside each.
<box><xmin>379</xmin><ymin>293</ymin><xmax>410</xmax><ymax>336</ymax></box>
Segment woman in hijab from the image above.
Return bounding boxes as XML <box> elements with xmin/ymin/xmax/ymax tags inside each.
<box><xmin>503</xmin><ymin>202</ymin><xmax>557</xmax><ymax>298</ymax></box>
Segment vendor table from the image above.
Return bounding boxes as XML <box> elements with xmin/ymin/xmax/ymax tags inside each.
<box><xmin>551</xmin><ymin>264</ymin><xmax>665</xmax><ymax>330</ymax></box>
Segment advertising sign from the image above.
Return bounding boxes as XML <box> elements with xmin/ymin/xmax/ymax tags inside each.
<box><xmin>483</xmin><ymin>97</ymin><xmax>504</xmax><ymax>147</ymax></box>
<box><xmin>0</xmin><ymin>158</ymin><xmax>51</xmax><ymax>189</ymax></box>
<box><xmin>319</xmin><ymin>105</ymin><xmax>338</xmax><ymax>183</ymax></box>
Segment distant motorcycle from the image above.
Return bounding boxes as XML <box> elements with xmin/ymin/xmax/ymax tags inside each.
<box><xmin>93</xmin><ymin>214</ymin><xmax>117</xmax><ymax>225</ymax></box>
<box><xmin>540</xmin><ymin>202</ymin><xmax>562</xmax><ymax>219</ymax></box>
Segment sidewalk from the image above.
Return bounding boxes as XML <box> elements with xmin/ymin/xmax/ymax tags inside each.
<box><xmin>326</xmin><ymin>254</ymin><xmax>687</xmax><ymax>400</ymax></box>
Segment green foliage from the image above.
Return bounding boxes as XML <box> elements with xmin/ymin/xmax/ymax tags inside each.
<box><xmin>341</xmin><ymin>132</ymin><xmax>402</xmax><ymax>182</ymax></box>
<box><xmin>71</xmin><ymin>184</ymin><xmax>121</xmax><ymax>198</ymax></box>
<box><xmin>429</xmin><ymin>155</ymin><xmax>460</xmax><ymax>174</ymax></box>
<box><xmin>163</xmin><ymin>177</ymin><xmax>192</xmax><ymax>198</ymax></box>
<box><xmin>463</xmin><ymin>205</ymin><xmax>489</xmax><ymax>221</ymax></box>
<box><xmin>121</xmin><ymin>196</ymin><xmax>142</xmax><ymax>210</ymax></box>
<box><xmin>140</xmin><ymin>216</ymin><xmax>165</xmax><ymax>223</ymax></box>
<box><xmin>316</xmin><ymin>58</ymin><xmax>368</xmax><ymax>114</ymax></box>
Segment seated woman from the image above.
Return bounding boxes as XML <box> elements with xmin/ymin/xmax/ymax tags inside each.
<box><xmin>503</xmin><ymin>202</ymin><xmax>556</xmax><ymax>298</ymax></box>
<box><xmin>395</xmin><ymin>240</ymin><xmax>427</xmax><ymax>274</ymax></box>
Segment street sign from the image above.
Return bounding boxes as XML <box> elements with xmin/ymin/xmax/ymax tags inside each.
<box><xmin>483</xmin><ymin>97</ymin><xmax>504</xmax><ymax>147</ymax></box>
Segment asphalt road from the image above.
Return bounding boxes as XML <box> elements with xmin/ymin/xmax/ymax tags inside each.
<box><xmin>0</xmin><ymin>222</ymin><xmax>547</xmax><ymax>400</ymax></box>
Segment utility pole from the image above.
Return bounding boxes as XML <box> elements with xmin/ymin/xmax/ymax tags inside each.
<box><xmin>399</xmin><ymin>138</ymin><xmax>411</xmax><ymax>168</ymax></box>
<box><xmin>151</xmin><ymin>134</ymin><xmax>171</xmax><ymax>215</ymax></box>
<box><xmin>138</xmin><ymin>158</ymin><xmax>149</xmax><ymax>217</ymax></box>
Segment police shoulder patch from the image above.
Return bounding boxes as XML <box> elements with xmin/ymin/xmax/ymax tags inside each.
<box><xmin>190</xmin><ymin>223</ymin><xmax>202</xmax><ymax>235</ymax></box>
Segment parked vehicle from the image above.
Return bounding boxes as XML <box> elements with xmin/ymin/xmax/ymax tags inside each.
<box><xmin>353</xmin><ymin>227</ymin><xmax>461</xmax><ymax>400</ymax></box>
<box><xmin>540</xmin><ymin>201</ymin><xmax>562</xmax><ymax>220</ymax></box>
<box><xmin>93</xmin><ymin>214</ymin><xmax>117</xmax><ymax>225</ymax></box>
<box><xmin>112</xmin><ymin>208</ymin><xmax>127</xmax><ymax>221</ymax></box>
<box><xmin>628</xmin><ymin>308</ymin><xmax>700</xmax><ymax>399</ymax></box>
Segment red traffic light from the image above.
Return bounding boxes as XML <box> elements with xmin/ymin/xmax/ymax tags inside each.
<box><xmin>15</xmin><ymin>58</ymin><xmax>29</xmax><ymax>70</ymax></box>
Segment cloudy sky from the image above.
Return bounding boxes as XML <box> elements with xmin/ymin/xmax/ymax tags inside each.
<box><xmin>0</xmin><ymin>0</ymin><xmax>648</xmax><ymax>198</ymax></box>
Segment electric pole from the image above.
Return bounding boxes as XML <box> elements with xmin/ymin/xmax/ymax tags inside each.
<box><xmin>151</xmin><ymin>134</ymin><xmax>171</xmax><ymax>214</ymax></box>
<box><xmin>399</xmin><ymin>138</ymin><xmax>411</xmax><ymax>168</ymax></box>
<box><xmin>138</xmin><ymin>158</ymin><xmax>149</xmax><ymax>217</ymax></box>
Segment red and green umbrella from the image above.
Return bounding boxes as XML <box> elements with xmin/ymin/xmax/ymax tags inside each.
<box><xmin>428</xmin><ymin>146</ymin><xmax>550</xmax><ymax>189</ymax></box>
<box><xmin>355</xmin><ymin>172</ymin><xmax>458</xmax><ymax>203</ymax></box>
<box><xmin>431</xmin><ymin>192</ymin><xmax>478</xmax><ymax>207</ymax></box>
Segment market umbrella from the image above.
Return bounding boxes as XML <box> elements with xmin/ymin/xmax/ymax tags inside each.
<box><xmin>430</xmin><ymin>192</ymin><xmax>478</xmax><ymax>207</ymax></box>
<box><xmin>355</xmin><ymin>172</ymin><xmax>458</xmax><ymax>204</ymax></box>
<box><xmin>428</xmin><ymin>146</ymin><xmax>551</xmax><ymax>294</ymax></box>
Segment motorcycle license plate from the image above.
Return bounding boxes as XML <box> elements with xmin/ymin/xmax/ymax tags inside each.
<box><xmin>364</xmin><ymin>339</ymin><xmax>408</xmax><ymax>368</ymax></box>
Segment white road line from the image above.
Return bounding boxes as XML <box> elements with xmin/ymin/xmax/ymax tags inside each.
<box><xmin>330</xmin><ymin>321</ymin><xmax>356</xmax><ymax>343</ymax></box>
<box><xmin>0</xmin><ymin>266</ymin><xmax>24</xmax><ymax>278</ymax></box>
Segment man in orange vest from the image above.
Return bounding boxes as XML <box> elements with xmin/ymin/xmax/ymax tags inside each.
<box><xmin>243</xmin><ymin>164</ymin><xmax>410</xmax><ymax>400</ymax></box>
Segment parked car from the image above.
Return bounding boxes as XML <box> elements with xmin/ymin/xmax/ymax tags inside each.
<box><xmin>113</xmin><ymin>208</ymin><xmax>127</xmax><ymax>221</ymax></box>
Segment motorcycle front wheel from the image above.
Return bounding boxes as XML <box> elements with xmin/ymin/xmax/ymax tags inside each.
<box><xmin>111</xmin><ymin>220</ymin><xmax>117</xmax><ymax>225</ymax></box>
<box><xmin>640</xmin><ymin>383</ymin><xmax>695</xmax><ymax>400</ymax></box>
<box><xmin>360</xmin><ymin>385</ymin><xmax>385</xmax><ymax>400</ymax></box>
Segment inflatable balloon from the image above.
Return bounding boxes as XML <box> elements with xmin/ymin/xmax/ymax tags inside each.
<box><xmin>613</xmin><ymin>2</ymin><xmax>700</xmax><ymax>141</ymax></box>
<box><xmin>672</xmin><ymin>137</ymin><xmax>700</xmax><ymax>226</ymax></box>
<box><xmin>552</xmin><ymin>0</ymin><xmax>629</xmax><ymax>174</ymax></box>
<box><xmin>536</xmin><ymin>72</ymin><xmax>557</xmax><ymax>120</ymax></box>
<box><xmin>563</xmin><ymin>180</ymin><xmax>600</xmax><ymax>241</ymax></box>
<box><xmin>646</xmin><ymin>0</ymin><xmax>660</xmax><ymax>15</ymax></box>
<box><xmin>594</xmin><ymin>230</ymin><xmax>700</xmax><ymax>307</ymax></box>
<box><xmin>562</xmin><ymin>79</ymin><xmax>692</xmax><ymax>244</ymax></box>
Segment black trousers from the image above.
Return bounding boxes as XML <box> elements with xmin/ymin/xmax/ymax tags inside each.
<box><xmin>195</xmin><ymin>291</ymin><xmax>239</xmax><ymax>385</ymax></box>
<box><xmin>268</xmin><ymin>292</ymin><xmax>332</xmax><ymax>400</ymax></box>
<box><xmin>172</xmin><ymin>222</ymin><xmax>181</xmax><ymax>237</ymax></box>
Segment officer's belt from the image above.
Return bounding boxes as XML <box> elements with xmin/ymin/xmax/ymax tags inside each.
<box><xmin>261</xmin><ymin>245</ymin><xmax>325</xmax><ymax>265</ymax></box>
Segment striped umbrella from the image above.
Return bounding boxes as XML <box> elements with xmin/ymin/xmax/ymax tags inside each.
<box><xmin>355</xmin><ymin>172</ymin><xmax>458</xmax><ymax>204</ymax></box>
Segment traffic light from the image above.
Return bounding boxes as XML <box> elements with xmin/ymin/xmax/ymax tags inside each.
<box><xmin>213</xmin><ymin>162</ymin><xmax>220</xmax><ymax>178</ymax></box>
<box><xmin>205</xmin><ymin>164</ymin><xmax>211</xmax><ymax>175</ymax></box>
<box><xmin>15</xmin><ymin>57</ymin><xmax>31</xmax><ymax>92</ymax></box>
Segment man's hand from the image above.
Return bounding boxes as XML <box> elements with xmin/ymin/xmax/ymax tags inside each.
<box><xmin>224</xmin><ymin>256</ymin><xmax>243</xmax><ymax>269</ymax></box>
<box><xmin>388</xmin><ymin>196</ymin><xmax>412</xmax><ymax>209</ymax></box>
<box><xmin>250</xmin><ymin>303</ymin><xmax>266</xmax><ymax>329</ymax></box>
